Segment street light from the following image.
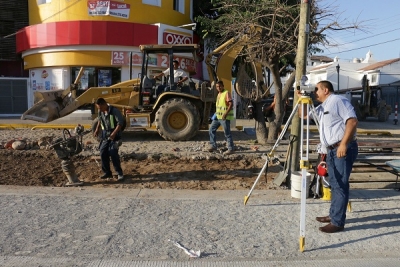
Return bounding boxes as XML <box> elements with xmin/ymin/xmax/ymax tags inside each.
<box><xmin>336</xmin><ymin>64</ymin><xmax>340</xmax><ymax>92</ymax></box>
<box><xmin>177</xmin><ymin>23</ymin><xmax>197</xmax><ymax>31</ymax></box>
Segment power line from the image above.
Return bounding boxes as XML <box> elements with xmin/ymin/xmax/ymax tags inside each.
<box><xmin>324</xmin><ymin>37</ymin><xmax>400</xmax><ymax>56</ymax></box>
<box><xmin>339</xmin><ymin>27</ymin><xmax>400</xmax><ymax>46</ymax></box>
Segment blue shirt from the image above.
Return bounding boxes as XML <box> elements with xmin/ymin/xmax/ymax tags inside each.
<box><xmin>312</xmin><ymin>94</ymin><xmax>357</xmax><ymax>147</ymax></box>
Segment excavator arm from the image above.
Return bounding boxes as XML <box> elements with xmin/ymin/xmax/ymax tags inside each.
<box><xmin>205</xmin><ymin>26</ymin><xmax>266</xmax><ymax>97</ymax></box>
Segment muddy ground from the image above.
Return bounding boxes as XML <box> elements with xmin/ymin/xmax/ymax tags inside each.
<box><xmin>0</xmin><ymin>149</ymin><xmax>283</xmax><ymax>190</ymax></box>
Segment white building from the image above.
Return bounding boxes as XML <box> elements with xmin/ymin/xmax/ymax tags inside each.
<box><xmin>307</xmin><ymin>51</ymin><xmax>400</xmax><ymax>107</ymax></box>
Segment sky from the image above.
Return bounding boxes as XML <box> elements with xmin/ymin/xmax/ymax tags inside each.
<box><xmin>317</xmin><ymin>0</ymin><xmax>400</xmax><ymax>62</ymax></box>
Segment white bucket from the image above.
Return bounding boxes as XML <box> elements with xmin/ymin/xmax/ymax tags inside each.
<box><xmin>290</xmin><ymin>171</ymin><xmax>311</xmax><ymax>199</ymax></box>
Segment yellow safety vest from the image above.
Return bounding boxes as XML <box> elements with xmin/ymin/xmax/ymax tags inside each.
<box><xmin>216</xmin><ymin>90</ymin><xmax>234</xmax><ymax>120</ymax></box>
<box><xmin>99</xmin><ymin>106</ymin><xmax>117</xmax><ymax>132</ymax></box>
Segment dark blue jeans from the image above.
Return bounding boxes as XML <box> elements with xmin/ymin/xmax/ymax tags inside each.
<box><xmin>99</xmin><ymin>139</ymin><xmax>123</xmax><ymax>176</ymax></box>
<box><xmin>327</xmin><ymin>140</ymin><xmax>358</xmax><ymax>227</ymax></box>
<box><xmin>209</xmin><ymin>119</ymin><xmax>234</xmax><ymax>151</ymax></box>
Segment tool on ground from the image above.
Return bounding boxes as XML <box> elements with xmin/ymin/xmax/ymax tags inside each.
<box><xmin>273</xmin><ymin>134</ymin><xmax>295</xmax><ymax>186</ymax></box>
<box><xmin>50</xmin><ymin>125</ymin><xmax>90</xmax><ymax>186</ymax></box>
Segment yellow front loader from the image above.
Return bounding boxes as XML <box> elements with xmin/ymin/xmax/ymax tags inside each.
<box><xmin>22</xmin><ymin>44</ymin><xmax>216</xmax><ymax>141</ymax></box>
<box><xmin>22</xmin><ymin>31</ymin><xmax>266</xmax><ymax>141</ymax></box>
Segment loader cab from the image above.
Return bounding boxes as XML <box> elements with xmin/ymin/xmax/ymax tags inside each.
<box><xmin>138</xmin><ymin>44</ymin><xmax>199</xmax><ymax>107</ymax></box>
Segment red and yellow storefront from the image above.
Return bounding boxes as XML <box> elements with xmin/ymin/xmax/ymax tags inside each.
<box><xmin>16</xmin><ymin>0</ymin><xmax>201</xmax><ymax>97</ymax></box>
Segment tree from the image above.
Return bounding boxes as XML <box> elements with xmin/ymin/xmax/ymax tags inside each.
<box><xmin>195</xmin><ymin>0</ymin><xmax>361</xmax><ymax>144</ymax></box>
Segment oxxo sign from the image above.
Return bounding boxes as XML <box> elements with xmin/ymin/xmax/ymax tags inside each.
<box><xmin>163</xmin><ymin>32</ymin><xmax>192</xmax><ymax>44</ymax></box>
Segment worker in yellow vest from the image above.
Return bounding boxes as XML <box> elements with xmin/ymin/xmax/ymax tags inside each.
<box><xmin>94</xmin><ymin>98</ymin><xmax>124</xmax><ymax>181</ymax></box>
<box><xmin>207</xmin><ymin>80</ymin><xmax>235</xmax><ymax>155</ymax></box>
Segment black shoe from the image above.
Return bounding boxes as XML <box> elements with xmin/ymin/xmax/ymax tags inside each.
<box><xmin>100</xmin><ymin>173</ymin><xmax>113</xmax><ymax>179</ymax></box>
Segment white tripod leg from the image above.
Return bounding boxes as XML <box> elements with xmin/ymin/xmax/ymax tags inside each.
<box><xmin>299</xmin><ymin>98</ymin><xmax>313</xmax><ymax>252</ymax></box>
<box><xmin>244</xmin><ymin>103</ymin><xmax>301</xmax><ymax>205</ymax></box>
<box><xmin>244</xmin><ymin>158</ymin><xmax>269</xmax><ymax>205</ymax></box>
<box><xmin>299</xmin><ymin>168</ymin><xmax>307</xmax><ymax>252</ymax></box>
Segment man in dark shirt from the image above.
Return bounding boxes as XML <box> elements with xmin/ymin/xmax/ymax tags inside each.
<box><xmin>93</xmin><ymin>98</ymin><xmax>124</xmax><ymax>181</ymax></box>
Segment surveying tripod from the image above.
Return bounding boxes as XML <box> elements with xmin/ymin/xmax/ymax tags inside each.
<box><xmin>244</xmin><ymin>91</ymin><xmax>320</xmax><ymax>252</ymax></box>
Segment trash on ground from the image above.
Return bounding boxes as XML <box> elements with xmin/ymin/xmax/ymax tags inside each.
<box><xmin>251</xmin><ymin>146</ymin><xmax>259</xmax><ymax>151</ymax></box>
<box><xmin>168</xmin><ymin>239</ymin><xmax>201</xmax><ymax>258</ymax></box>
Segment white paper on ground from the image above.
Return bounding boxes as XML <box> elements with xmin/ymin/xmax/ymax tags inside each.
<box><xmin>168</xmin><ymin>239</ymin><xmax>201</xmax><ymax>258</ymax></box>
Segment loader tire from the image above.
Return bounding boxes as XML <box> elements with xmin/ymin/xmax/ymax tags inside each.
<box><xmin>351</xmin><ymin>99</ymin><xmax>365</xmax><ymax>121</ymax></box>
<box><xmin>378</xmin><ymin>107</ymin><xmax>388</xmax><ymax>122</ymax></box>
<box><xmin>155</xmin><ymin>98</ymin><xmax>200</xmax><ymax>141</ymax></box>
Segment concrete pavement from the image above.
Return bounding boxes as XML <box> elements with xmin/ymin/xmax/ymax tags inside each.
<box><xmin>0</xmin><ymin>186</ymin><xmax>399</xmax><ymax>266</ymax></box>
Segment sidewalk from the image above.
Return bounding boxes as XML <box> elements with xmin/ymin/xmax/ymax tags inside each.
<box><xmin>2</xmin><ymin>112</ymin><xmax>400</xmax><ymax>135</ymax></box>
<box><xmin>0</xmin><ymin>110</ymin><xmax>93</xmax><ymax>128</ymax></box>
<box><xmin>0</xmin><ymin>186</ymin><xmax>399</xmax><ymax>266</ymax></box>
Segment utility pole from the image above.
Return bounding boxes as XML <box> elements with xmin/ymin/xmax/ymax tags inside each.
<box><xmin>292</xmin><ymin>1</ymin><xmax>311</xmax><ymax>253</ymax></box>
<box><xmin>290</xmin><ymin>0</ymin><xmax>310</xmax><ymax>173</ymax></box>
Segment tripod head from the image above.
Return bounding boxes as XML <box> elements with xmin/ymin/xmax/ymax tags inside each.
<box><xmin>296</xmin><ymin>75</ymin><xmax>315</xmax><ymax>97</ymax></box>
<box><xmin>296</xmin><ymin>85</ymin><xmax>315</xmax><ymax>97</ymax></box>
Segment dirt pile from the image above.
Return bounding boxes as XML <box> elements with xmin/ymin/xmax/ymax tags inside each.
<box><xmin>0</xmin><ymin>149</ymin><xmax>284</xmax><ymax>189</ymax></box>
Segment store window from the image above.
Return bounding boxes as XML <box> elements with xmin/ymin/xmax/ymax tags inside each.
<box><xmin>173</xmin><ymin>0</ymin><xmax>184</xmax><ymax>13</ymax></box>
<box><xmin>71</xmin><ymin>67</ymin><xmax>121</xmax><ymax>91</ymax></box>
<box><xmin>37</xmin><ymin>0</ymin><xmax>52</xmax><ymax>4</ymax></box>
<box><xmin>143</xmin><ymin>0</ymin><xmax>161</xmax><ymax>6</ymax></box>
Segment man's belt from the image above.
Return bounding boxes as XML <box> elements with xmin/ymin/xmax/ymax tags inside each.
<box><xmin>327</xmin><ymin>137</ymin><xmax>357</xmax><ymax>150</ymax></box>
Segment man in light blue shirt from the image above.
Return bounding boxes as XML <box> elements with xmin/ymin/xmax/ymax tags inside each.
<box><xmin>300</xmin><ymin>80</ymin><xmax>358</xmax><ymax>233</ymax></box>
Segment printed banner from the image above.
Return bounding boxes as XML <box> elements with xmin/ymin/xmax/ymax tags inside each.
<box><xmin>30</xmin><ymin>68</ymin><xmax>63</xmax><ymax>91</ymax></box>
<box><xmin>87</xmin><ymin>0</ymin><xmax>130</xmax><ymax>19</ymax></box>
<box><xmin>111</xmin><ymin>51</ymin><xmax>196</xmax><ymax>73</ymax></box>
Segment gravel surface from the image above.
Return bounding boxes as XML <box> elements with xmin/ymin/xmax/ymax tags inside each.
<box><xmin>1</xmin><ymin>117</ymin><xmax>400</xmax><ymax>266</ymax></box>
<box><xmin>0</xmin><ymin>186</ymin><xmax>399</xmax><ymax>265</ymax></box>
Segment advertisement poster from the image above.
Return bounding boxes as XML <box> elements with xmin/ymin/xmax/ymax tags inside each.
<box><xmin>87</xmin><ymin>0</ymin><xmax>130</xmax><ymax>19</ymax></box>
<box><xmin>30</xmin><ymin>68</ymin><xmax>63</xmax><ymax>91</ymax></box>
<box><xmin>98</xmin><ymin>69</ymin><xmax>112</xmax><ymax>87</ymax></box>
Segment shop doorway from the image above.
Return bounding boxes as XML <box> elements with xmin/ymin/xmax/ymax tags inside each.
<box><xmin>71</xmin><ymin>67</ymin><xmax>121</xmax><ymax>90</ymax></box>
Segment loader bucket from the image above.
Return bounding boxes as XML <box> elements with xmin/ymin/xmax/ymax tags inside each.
<box><xmin>21</xmin><ymin>90</ymin><xmax>68</xmax><ymax>123</ymax></box>
<box><xmin>21</xmin><ymin>67</ymin><xmax>85</xmax><ymax>122</ymax></box>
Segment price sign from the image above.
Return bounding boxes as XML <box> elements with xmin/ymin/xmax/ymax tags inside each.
<box><xmin>159</xmin><ymin>56</ymin><xmax>195</xmax><ymax>73</ymax></box>
<box><xmin>112</xmin><ymin>52</ymin><xmax>125</xmax><ymax>64</ymax></box>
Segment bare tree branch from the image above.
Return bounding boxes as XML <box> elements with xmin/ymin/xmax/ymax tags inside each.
<box><xmin>196</xmin><ymin>0</ymin><xmax>363</xmax><ymax>142</ymax></box>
